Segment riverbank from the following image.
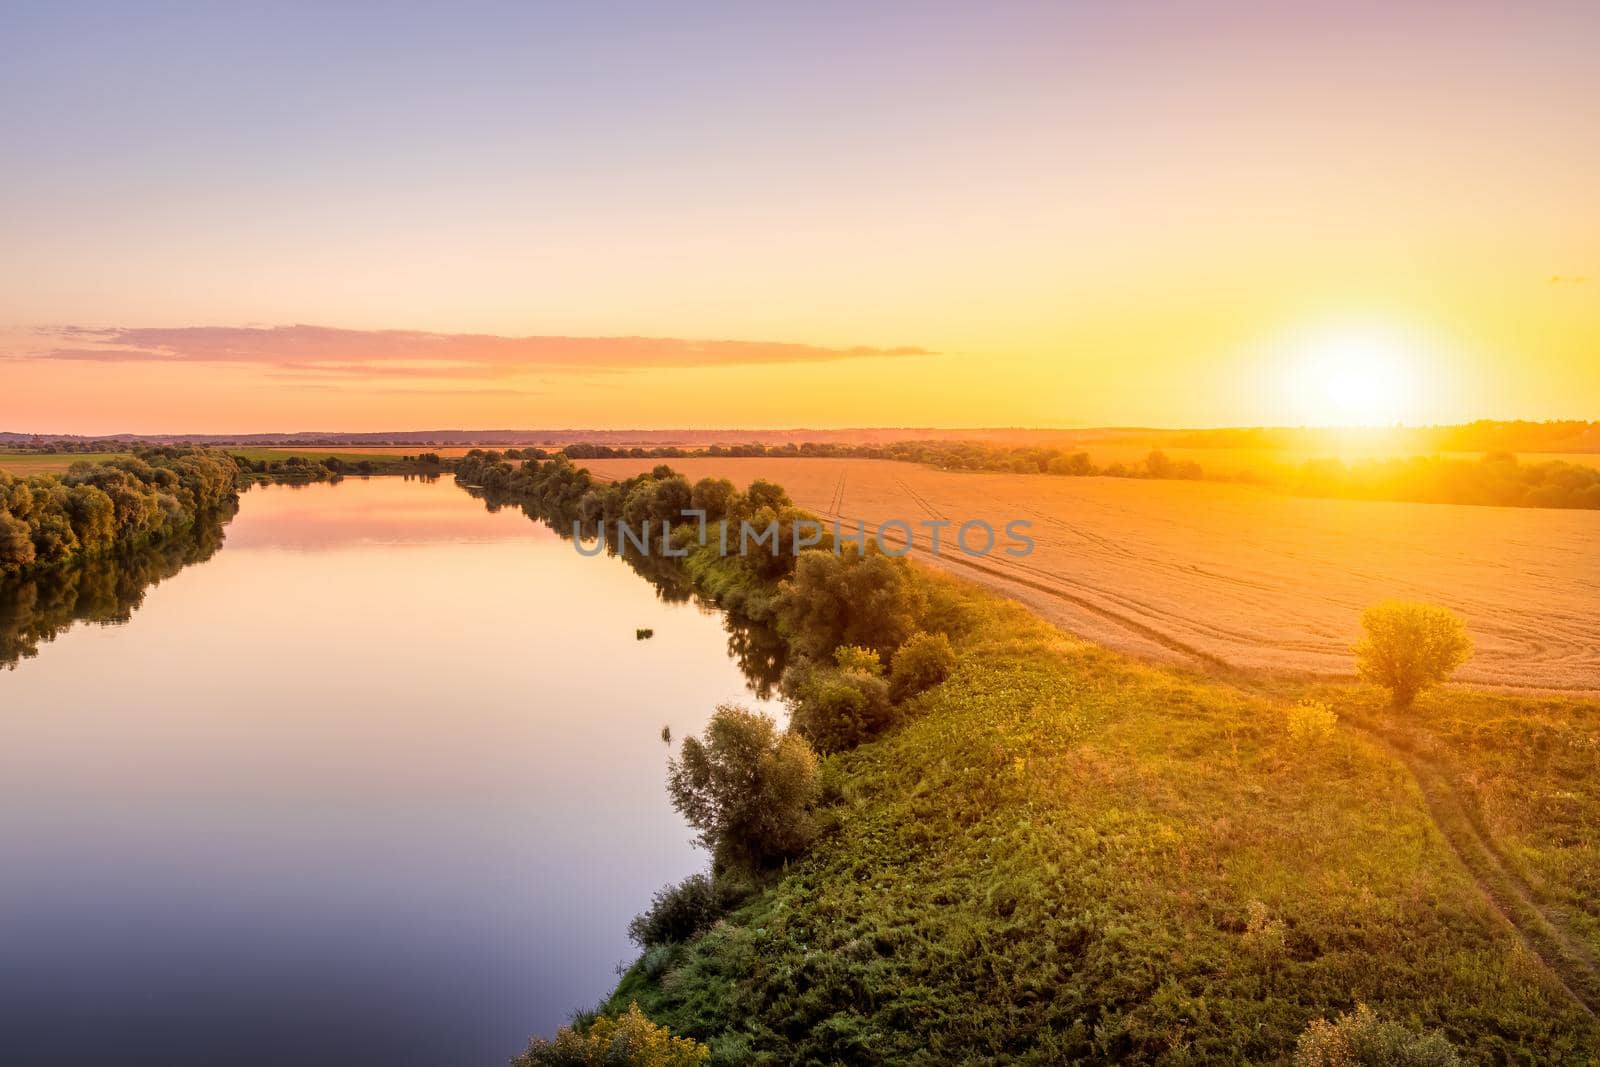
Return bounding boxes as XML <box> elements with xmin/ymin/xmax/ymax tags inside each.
<box><xmin>454</xmin><ymin>452</ymin><xmax>1600</xmax><ymax>1064</ymax></box>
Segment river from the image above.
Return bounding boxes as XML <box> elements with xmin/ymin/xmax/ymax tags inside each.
<box><xmin>0</xmin><ymin>476</ymin><xmax>780</xmax><ymax>1066</ymax></box>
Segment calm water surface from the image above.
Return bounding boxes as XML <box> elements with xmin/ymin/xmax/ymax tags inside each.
<box><xmin>1</xmin><ymin>478</ymin><xmax>778</xmax><ymax>1066</ymax></box>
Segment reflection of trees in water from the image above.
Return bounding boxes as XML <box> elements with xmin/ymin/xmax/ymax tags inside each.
<box><xmin>0</xmin><ymin>503</ymin><xmax>236</xmax><ymax>669</ymax></box>
<box><xmin>469</xmin><ymin>488</ymin><xmax>787</xmax><ymax>699</ymax></box>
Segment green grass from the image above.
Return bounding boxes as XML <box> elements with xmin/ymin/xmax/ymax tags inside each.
<box><xmin>605</xmin><ymin>567</ymin><xmax>1600</xmax><ymax>1064</ymax></box>
<box><xmin>0</xmin><ymin>450</ymin><xmax>132</xmax><ymax>475</ymax></box>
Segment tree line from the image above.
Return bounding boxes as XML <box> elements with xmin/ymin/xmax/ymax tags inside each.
<box><xmin>0</xmin><ymin>504</ymin><xmax>234</xmax><ymax>668</ymax></box>
<box><xmin>0</xmin><ymin>448</ymin><xmax>240</xmax><ymax>577</ymax></box>
<box><xmin>505</xmin><ymin>437</ymin><xmax>1600</xmax><ymax>509</ymax></box>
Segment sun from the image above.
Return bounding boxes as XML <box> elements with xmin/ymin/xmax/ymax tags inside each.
<box><xmin>1280</xmin><ymin>323</ymin><xmax>1424</xmax><ymax>426</ymax></box>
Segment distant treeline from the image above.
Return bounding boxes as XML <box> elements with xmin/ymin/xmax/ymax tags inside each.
<box><xmin>0</xmin><ymin>448</ymin><xmax>240</xmax><ymax>576</ymax></box>
<box><xmin>548</xmin><ymin>439</ymin><xmax>1600</xmax><ymax>509</ymax></box>
<box><xmin>1168</xmin><ymin>419</ymin><xmax>1600</xmax><ymax>454</ymax></box>
<box><xmin>8</xmin><ymin>418</ymin><xmax>1599</xmax><ymax>453</ymax></box>
<box><xmin>1283</xmin><ymin>452</ymin><xmax>1600</xmax><ymax>509</ymax></box>
<box><xmin>228</xmin><ymin>452</ymin><xmax>445</xmax><ymax>481</ymax></box>
<box><xmin>552</xmin><ymin>439</ymin><xmax>1204</xmax><ymax>479</ymax></box>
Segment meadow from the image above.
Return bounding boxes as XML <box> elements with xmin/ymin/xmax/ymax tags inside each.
<box><xmin>581</xmin><ymin>457</ymin><xmax>1600</xmax><ymax>693</ymax></box>
<box><xmin>0</xmin><ymin>451</ymin><xmax>133</xmax><ymax>475</ymax></box>
<box><xmin>606</xmin><ymin>575</ymin><xmax>1600</xmax><ymax>1062</ymax></box>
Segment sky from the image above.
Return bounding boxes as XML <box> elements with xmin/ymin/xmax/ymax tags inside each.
<box><xmin>2</xmin><ymin>1</ymin><xmax>1596</xmax><ymax>434</ymax></box>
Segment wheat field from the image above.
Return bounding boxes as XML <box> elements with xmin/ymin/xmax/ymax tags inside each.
<box><xmin>584</xmin><ymin>457</ymin><xmax>1600</xmax><ymax>692</ymax></box>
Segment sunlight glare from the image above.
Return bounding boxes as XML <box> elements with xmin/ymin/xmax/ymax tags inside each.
<box><xmin>1281</xmin><ymin>323</ymin><xmax>1425</xmax><ymax>426</ymax></box>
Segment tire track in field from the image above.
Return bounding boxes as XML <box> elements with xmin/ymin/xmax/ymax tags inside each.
<box><xmin>1345</xmin><ymin>721</ymin><xmax>1600</xmax><ymax>1019</ymax></box>
<box><xmin>828</xmin><ymin>468</ymin><xmax>848</xmax><ymax>518</ymax></box>
<box><xmin>862</xmin><ymin>525</ymin><xmax>1238</xmax><ymax>672</ymax></box>
<box><xmin>843</xmin><ymin>504</ymin><xmax>1321</xmax><ymax>668</ymax></box>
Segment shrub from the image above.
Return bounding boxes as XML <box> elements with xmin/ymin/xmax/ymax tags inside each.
<box><xmin>1353</xmin><ymin>602</ymin><xmax>1473</xmax><ymax>707</ymax></box>
<box><xmin>637</xmin><ymin>943</ymin><xmax>676</xmax><ymax>981</ymax></box>
<box><xmin>512</xmin><ymin>1001</ymin><xmax>709</xmax><ymax>1067</ymax></box>
<box><xmin>888</xmin><ymin>630</ymin><xmax>957</xmax><ymax>701</ymax></box>
<box><xmin>776</xmin><ymin>548</ymin><xmax>926</xmax><ymax>660</ymax></box>
<box><xmin>1293</xmin><ymin>1004</ymin><xmax>1463</xmax><ymax>1066</ymax></box>
<box><xmin>628</xmin><ymin>873</ymin><xmax>743</xmax><ymax>948</ymax></box>
<box><xmin>833</xmin><ymin>645</ymin><xmax>883</xmax><ymax>676</ymax></box>
<box><xmin>785</xmin><ymin>663</ymin><xmax>895</xmax><ymax>754</ymax></box>
<box><xmin>667</xmin><ymin>705</ymin><xmax>818</xmax><ymax>870</ymax></box>
<box><xmin>1286</xmin><ymin>700</ymin><xmax>1338</xmax><ymax>747</ymax></box>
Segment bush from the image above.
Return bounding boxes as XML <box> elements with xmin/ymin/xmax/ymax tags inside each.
<box><xmin>667</xmin><ymin>705</ymin><xmax>818</xmax><ymax>870</ymax></box>
<box><xmin>785</xmin><ymin>662</ymin><xmax>895</xmax><ymax>754</ymax></box>
<box><xmin>1353</xmin><ymin>602</ymin><xmax>1473</xmax><ymax>707</ymax></box>
<box><xmin>833</xmin><ymin>645</ymin><xmax>883</xmax><ymax>676</ymax></box>
<box><xmin>889</xmin><ymin>630</ymin><xmax>957</xmax><ymax>701</ymax></box>
<box><xmin>628</xmin><ymin>873</ymin><xmax>743</xmax><ymax>948</ymax></box>
<box><xmin>1293</xmin><ymin>1004</ymin><xmax>1463</xmax><ymax>1066</ymax></box>
<box><xmin>512</xmin><ymin>1001</ymin><xmax>709</xmax><ymax>1067</ymax></box>
<box><xmin>1286</xmin><ymin>700</ymin><xmax>1338</xmax><ymax>748</ymax></box>
<box><xmin>776</xmin><ymin>548</ymin><xmax>925</xmax><ymax>660</ymax></box>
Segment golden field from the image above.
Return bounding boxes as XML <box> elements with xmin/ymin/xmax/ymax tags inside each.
<box><xmin>584</xmin><ymin>457</ymin><xmax>1600</xmax><ymax>693</ymax></box>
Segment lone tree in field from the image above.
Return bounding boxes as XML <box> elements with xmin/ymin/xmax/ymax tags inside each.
<box><xmin>1353</xmin><ymin>601</ymin><xmax>1472</xmax><ymax>708</ymax></box>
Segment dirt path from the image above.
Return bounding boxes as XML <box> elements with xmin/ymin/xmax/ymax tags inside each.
<box><xmin>1353</xmin><ymin>723</ymin><xmax>1600</xmax><ymax>1019</ymax></box>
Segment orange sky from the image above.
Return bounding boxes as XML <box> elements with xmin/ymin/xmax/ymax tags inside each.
<box><xmin>2</xmin><ymin>4</ymin><xmax>1595</xmax><ymax>434</ymax></box>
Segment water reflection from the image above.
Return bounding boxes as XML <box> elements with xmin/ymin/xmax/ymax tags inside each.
<box><xmin>2</xmin><ymin>479</ymin><xmax>780</xmax><ymax>1067</ymax></box>
<box><xmin>470</xmin><ymin>489</ymin><xmax>788</xmax><ymax>699</ymax></box>
<box><xmin>0</xmin><ymin>503</ymin><xmax>235</xmax><ymax>669</ymax></box>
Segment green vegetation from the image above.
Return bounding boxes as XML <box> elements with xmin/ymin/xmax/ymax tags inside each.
<box><xmin>511</xmin><ymin>1002</ymin><xmax>709</xmax><ymax>1067</ymax></box>
<box><xmin>1293</xmin><ymin>1004</ymin><xmax>1464</xmax><ymax>1067</ymax></box>
<box><xmin>0</xmin><ymin>502</ymin><xmax>234</xmax><ymax>668</ymax></box>
<box><xmin>603</xmin><ymin>567</ymin><xmax>1595</xmax><ymax>1062</ymax></box>
<box><xmin>457</xmin><ymin>456</ymin><xmax>1597</xmax><ymax>1061</ymax></box>
<box><xmin>629</xmin><ymin>874</ymin><xmax>748</xmax><ymax>951</ymax></box>
<box><xmin>0</xmin><ymin>450</ymin><xmax>135</xmax><ymax>476</ymax></box>
<box><xmin>888</xmin><ymin>630</ymin><xmax>957</xmax><ymax>701</ymax></box>
<box><xmin>227</xmin><ymin>448</ymin><xmax>445</xmax><ymax>480</ymax></box>
<box><xmin>783</xmin><ymin>649</ymin><xmax>897</xmax><ymax>755</ymax></box>
<box><xmin>0</xmin><ymin>448</ymin><xmax>240</xmax><ymax>577</ymax></box>
<box><xmin>666</xmin><ymin>705</ymin><xmax>819</xmax><ymax>872</ymax></box>
<box><xmin>1353</xmin><ymin>602</ymin><xmax>1474</xmax><ymax>708</ymax></box>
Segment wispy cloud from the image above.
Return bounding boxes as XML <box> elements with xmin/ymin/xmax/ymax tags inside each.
<box><xmin>12</xmin><ymin>324</ymin><xmax>933</xmax><ymax>380</ymax></box>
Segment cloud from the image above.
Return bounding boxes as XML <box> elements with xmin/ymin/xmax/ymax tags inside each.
<box><xmin>12</xmin><ymin>324</ymin><xmax>933</xmax><ymax>379</ymax></box>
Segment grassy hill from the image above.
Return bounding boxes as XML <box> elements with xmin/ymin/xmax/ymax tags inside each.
<box><xmin>605</xmin><ymin>570</ymin><xmax>1599</xmax><ymax>1063</ymax></box>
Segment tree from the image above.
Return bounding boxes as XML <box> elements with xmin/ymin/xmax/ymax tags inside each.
<box><xmin>1353</xmin><ymin>601</ymin><xmax>1473</xmax><ymax>707</ymax></box>
<box><xmin>667</xmin><ymin>705</ymin><xmax>818</xmax><ymax>870</ymax></box>
<box><xmin>512</xmin><ymin>1002</ymin><xmax>709</xmax><ymax>1067</ymax></box>
<box><xmin>776</xmin><ymin>548</ymin><xmax>925</xmax><ymax>660</ymax></box>
<box><xmin>744</xmin><ymin>478</ymin><xmax>791</xmax><ymax>514</ymax></box>
<box><xmin>690</xmin><ymin>477</ymin><xmax>739</xmax><ymax>523</ymax></box>
<box><xmin>0</xmin><ymin>511</ymin><xmax>36</xmax><ymax>571</ymax></box>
